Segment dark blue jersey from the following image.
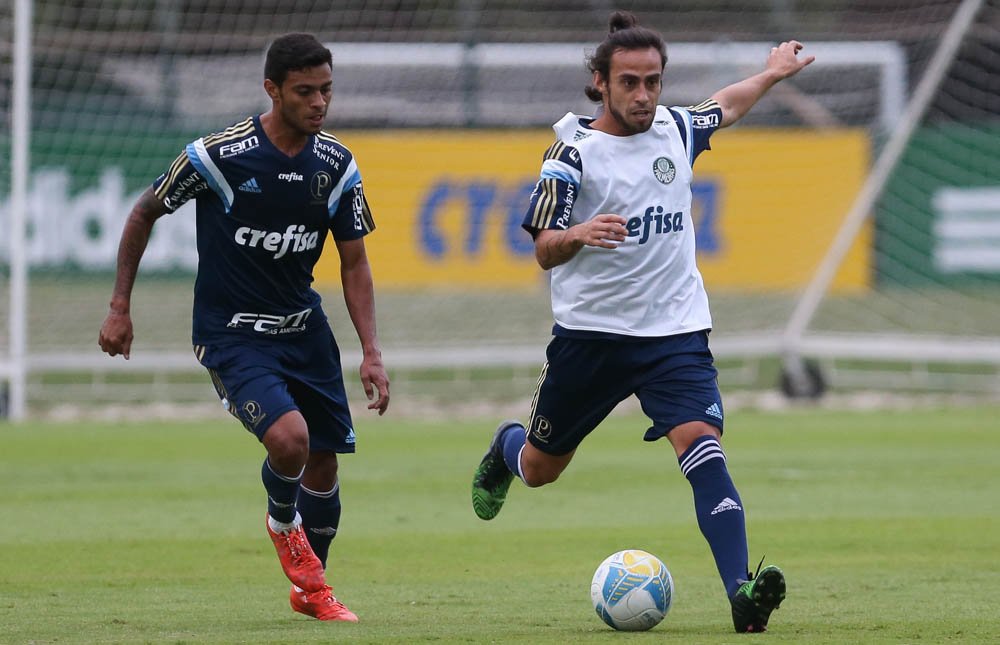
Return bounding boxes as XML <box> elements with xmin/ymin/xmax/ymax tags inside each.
<box><xmin>153</xmin><ymin>116</ymin><xmax>375</xmax><ymax>344</ymax></box>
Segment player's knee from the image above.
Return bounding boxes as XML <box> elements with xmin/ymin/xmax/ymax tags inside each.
<box><xmin>668</xmin><ymin>421</ymin><xmax>721</xmax><ymax>456</ymax></box>
<box><xmin>263</xmin><ymin>415</ymin><xmax>310</xmax><ymax>467</ymax></box>
<box><xmin>266</xmin><ymin>434</ymin><xmax>309</xmax><ymax>469</ymax></box>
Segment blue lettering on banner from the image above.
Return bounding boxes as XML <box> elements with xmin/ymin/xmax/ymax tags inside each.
<box><xmin>464</xmin><ymin>183</ymin><xmax>497</xmax><ymax>255</ymax></box>
<box><xmin>692</xmin><ymin>180</ymin><xmax>720</xmax><ymax>254</ymax></box>
<box><xmin>503</xmin><ymin>182</ymin><xmax>537</xmax><ymax>256</ymax></box>
<box><xmin>418</xmin><ymin>180</ymin><xmax>536</xmax><ymax>259</ymax></box>
<box><xmin>417</xmin><ymin>178</ymin><xmax>719</xmax><ymax>259</ymax></box>
<box><xmin>418</xmin><ymin>182</ymin><xmax>450</xmax><ymax>257</ymax></box>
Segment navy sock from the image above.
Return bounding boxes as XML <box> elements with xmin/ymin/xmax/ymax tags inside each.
<box><xmin>261</xmin><ymin>457</ymin><xmax>301</xmax><ymax>524</ymax></box>
<box><xmin>297</xmin><ymin>482</ymin><xmax>342</xmax><ymax>569</ymax></box>
<box><xmin>500</xmin><ymin>423</ymin><xmax>527</xmax><ymax>480</ymax></box>
<box><xmin>678</xmin><ymin>435</ymin><xmax>750</xmax><ymax>598</ymax></box>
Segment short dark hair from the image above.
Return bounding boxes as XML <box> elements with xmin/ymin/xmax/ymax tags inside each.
<box><xmin>264</xmin><ymin>33</ymin><xmax>333</xmax><ymax>86</ymax></box>
<box><xmin>584</xmin><ymin>11</ymin><xmax>668</xmax><ymax>102</ymax></box>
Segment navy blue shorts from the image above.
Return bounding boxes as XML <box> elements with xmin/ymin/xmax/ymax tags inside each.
<box><xmin>194</xmin><ymin>329</ymin><xmax>356</xmax><ymax>453</ymax></box>
<box><xmin>526</xmin><ymin>330</ymin><xmax>723</xmax><ymax>456</ymax></box>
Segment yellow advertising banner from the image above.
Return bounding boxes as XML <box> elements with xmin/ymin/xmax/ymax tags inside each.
<box><xmin>317</xmin><ymin>129</ymin><xmax>869</xmax><ymax>291</ymax></box>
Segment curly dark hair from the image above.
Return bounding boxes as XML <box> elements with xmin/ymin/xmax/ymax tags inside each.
<box><xmin>584</xmin><ymin>11</ymin><xmax>668</xmax><ymax>102</ymax></box>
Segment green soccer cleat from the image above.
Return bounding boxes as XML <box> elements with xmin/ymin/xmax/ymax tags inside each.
<box><xmin>730</xmin><ymin>562</ymin><xmax>786</xmax><ymax>633</ymax></box>
<box><xmin>471</xmin><ymin>420</ymin><xmax>521</xmax><ymax>520</ymax></box>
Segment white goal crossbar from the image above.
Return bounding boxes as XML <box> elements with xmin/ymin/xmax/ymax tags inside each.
<box><xmin>327</xmin><ymin>40</ymin><xmax>905</xmax><ymax>133</ymax></box>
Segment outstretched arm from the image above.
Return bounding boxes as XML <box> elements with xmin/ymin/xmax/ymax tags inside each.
<box><xmin>336</xmin><ymin>237</ymin><xmax>390</xmax><ymax>415</ymax></box>
<box><xmin>712</xmin><ymin>40</ymin><xmax>815</xmax><ymax>128</ymax></box>
<box><xmin>98</xmin><ymin>187</ymin><xmax>169</xmax><ymax>359</ymax></box>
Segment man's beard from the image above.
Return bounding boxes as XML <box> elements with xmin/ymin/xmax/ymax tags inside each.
<box><xmin>608</xmin><ymin>102</ymin><xmax>653</xmax><ymax>134</ymax></box>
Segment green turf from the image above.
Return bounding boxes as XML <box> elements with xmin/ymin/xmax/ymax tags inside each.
<box><xmin>2</xmin><ymin>407</ymin><xmax>999</xmax><ymax>643</ymax></box>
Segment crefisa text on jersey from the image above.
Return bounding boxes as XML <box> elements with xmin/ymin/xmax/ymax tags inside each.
<box><xmin>234</xmin><ymin>224</ymin><xmax>320</xmax><ymax>259</ymax></box>
<box><xmin>626</xmin><ymin>205</ymin><xmax>685</xmax><ymax>245</ymax></box>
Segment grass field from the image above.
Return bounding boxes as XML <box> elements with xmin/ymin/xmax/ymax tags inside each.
<box><xmin>2</xmin><ymin>406</ymin><xmax>999</xmax><ymax>643</ymax></box>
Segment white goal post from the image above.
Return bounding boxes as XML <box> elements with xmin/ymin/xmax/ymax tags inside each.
<box><xmin>779</xmin><ymin>0</ymin><xmax>990</xmax><ymax>396</ymax></box>
<box><xmin>4</xmin><ymin>0</ymin><xmax>32</xmax><ymax>420</ymax></box>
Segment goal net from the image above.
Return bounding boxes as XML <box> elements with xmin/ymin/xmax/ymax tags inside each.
<box><xmin>2</xmin><ymin>0</ymin><xmax>998</xmax><ymax>414</ymax></box>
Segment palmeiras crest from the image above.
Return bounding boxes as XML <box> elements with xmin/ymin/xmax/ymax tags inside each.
<box><xmin>653</xmin><ymin>157</ymin><xmax>676</xmax><ymax>184</ymax></box>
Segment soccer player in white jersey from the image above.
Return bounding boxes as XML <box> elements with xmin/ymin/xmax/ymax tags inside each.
<box><xmin>99</xmin><ymin>33</ymin><xmax>390</xmax><ymax>622</ymax></box>
<box><xmin>471</xmin><ymin>11</ymin><xmax>813</xmax><ymax>633</ymax></box>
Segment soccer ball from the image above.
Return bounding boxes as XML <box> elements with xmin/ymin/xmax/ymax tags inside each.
<box><xmin>590</xmin><ymin>549</ymin><xmax>674</xmax><ymax>631</ymax></box>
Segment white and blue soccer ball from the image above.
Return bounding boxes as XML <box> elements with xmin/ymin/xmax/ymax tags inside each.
<box><xmin>590</xmin><ymin>549</ymin><xmax>674</xmax><ymax>631</ymax></box>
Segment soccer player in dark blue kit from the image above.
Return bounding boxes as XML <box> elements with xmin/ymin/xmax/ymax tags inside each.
<box><xmin>99</xmin><ymin>33</ymin><xmax>389</xmax><ymax>622</ymax></box>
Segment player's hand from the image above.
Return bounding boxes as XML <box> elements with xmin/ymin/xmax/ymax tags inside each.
<box><xmin>576</xmin><ymin>213</ymin><xmax>629</xmax><ymax>249</ymax></box>
<box><xmin>98</xmin><ymin>310</ymin><xmax>134</xmax><ymax>359</ymax></box>
<box><xmin>766</xmin><ymin>40</ymin><xmax>815</xmax><ymax>80</ymax></box>
<box><xmin>360</xmin><ymin>352</ymin><xmax>390</xmax><ymax>415</ymax></box>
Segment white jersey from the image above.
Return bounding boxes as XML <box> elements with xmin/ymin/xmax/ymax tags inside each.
<box><xmin>523</xmin><ymin>103</ymin><xmax>723</xmax><ymax>337</ymax></box>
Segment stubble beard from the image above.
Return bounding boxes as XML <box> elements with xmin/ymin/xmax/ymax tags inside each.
<box><xmin>608</xmin><ymin>102</ymin><xmax>653</xmax><ymax>135</ymax></box>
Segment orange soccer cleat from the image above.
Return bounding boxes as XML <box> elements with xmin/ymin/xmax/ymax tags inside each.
<box><xmin>265</xmin><ymin>514</ymin><xmax>326</xmax><ymax>592</ymax></box>
<box><xmin>290</xmin><ymin>585</ymin><xmax>359</xmax><ymax>622</ymax></box>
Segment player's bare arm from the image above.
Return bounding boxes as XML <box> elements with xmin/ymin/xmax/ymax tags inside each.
<box><xmin>712</xmin><ymin>40</ymin><xmax>815</xmax><ymax>128</ymax></box>
<box><xmin>534</xmin><ymin>214</ymin><xmax>629</xmax><ymax>270</ymax></box>
<box><xmin>98</xmin><ymin>187</ymin><xmax>169</xmax><ymax>359</ymax></box>
<box><xmin>336</xmin><ymin>237</ymin><xmax>390</xmax><ymax>415</ymax></box>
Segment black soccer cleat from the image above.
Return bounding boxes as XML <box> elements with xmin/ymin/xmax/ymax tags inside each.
<box><xmin>730</xmin><ymin>561</ymin><xmax>786</xmax><ymax>633</ymax></box>
<box><xmin>471</xmin><ymin>420</ymin><xmax>521</xmax><ymax>520</ymax></box>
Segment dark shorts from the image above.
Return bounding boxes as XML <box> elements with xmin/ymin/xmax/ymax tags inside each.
<box><xmin>194</xmin><ymin>329</ymin><xmax>356</xmax><ymax>453</ymax></box>
<box><xmin>526</xmin><ymin>330</ymin><xmax>723</xmax><ymax>456</ymax></box>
